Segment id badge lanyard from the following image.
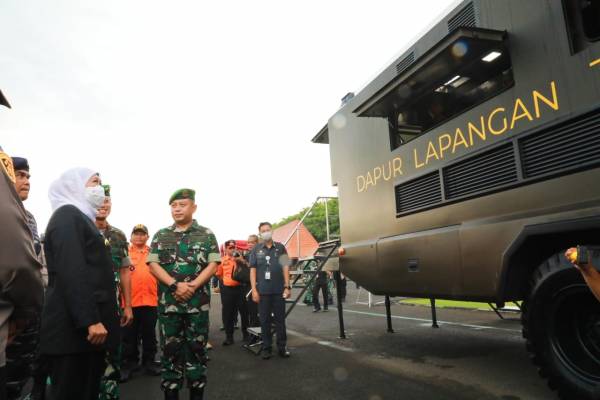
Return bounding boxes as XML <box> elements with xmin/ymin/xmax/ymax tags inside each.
<box><xmin>265</xmin><ymin>255</ymin><xmax>271</xmax><ymax>280</ymax></box>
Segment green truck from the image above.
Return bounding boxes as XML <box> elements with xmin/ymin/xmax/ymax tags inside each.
<box><xmin>313</xmin><ymin>1</ymin><xmax>600</xmax><ymax>398</ymax></box>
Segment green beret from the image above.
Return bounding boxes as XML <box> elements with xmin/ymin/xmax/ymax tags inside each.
<box><xmin>169</xmin><ymin>188</ymin><xmax>195</xmax><ymax>204</ymax></box>
<box><xmin>102</xmin><ymin>184</ymin><xmax>111</xmax><ymax>197</ymax></box>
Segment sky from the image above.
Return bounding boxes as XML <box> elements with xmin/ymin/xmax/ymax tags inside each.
<box><xmin>0</xmin><ymin>0</ymin><xmax>458</xmax><ymax>243</ymax></box>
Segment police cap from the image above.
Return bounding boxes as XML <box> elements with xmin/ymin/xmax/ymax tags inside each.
<box><xmin>11</xmin><ymin>157</ymin><xmax>29</xmax><ymax>172</ymax></box>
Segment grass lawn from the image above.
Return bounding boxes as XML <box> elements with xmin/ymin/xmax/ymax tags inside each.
<box><xmin>399</xmin><ymin>298</ymin><xmax>521</xmax><ymax>311</ymax></box>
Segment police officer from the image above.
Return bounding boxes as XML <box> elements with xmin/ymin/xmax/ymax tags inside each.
<box><xmin>249</xmin><ymin>222</ymin><xmax>291</xmax><ymax>360</ymax></box>
<box><xmin>0</xmin><ymin>144</ymin><xmax>43</xmax><ymax>400</ymax></box>
<box><xmin>10</xmin><ymin>157</ymin><xmax>41</xmax><ymax>256</ymax></box>
<box><xmin>5</xmin><ymin>157</ymin><xmax>44</xmax><ymax>400</ymax></box>
<box><xmin>95</xmin><ymin>185</ymin><xmax>133</xmax><ymax>400</ymax></box>
<box><xmin>148</xmin><ymin>189</ymin><xmax>220</xmax><ymax>400</ymax></box>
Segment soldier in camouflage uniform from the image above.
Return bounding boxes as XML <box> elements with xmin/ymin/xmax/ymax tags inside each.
<box><xmin>147</xmin><ymin>189</ymin><xmax>220</xmax><ymax>400</ymax></box>
<box><xmin>95</xmin><ymin>185</ymin><xmax>133</xmax><ymax>400</ymax></box>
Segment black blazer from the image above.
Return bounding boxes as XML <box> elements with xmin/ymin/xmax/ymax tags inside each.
<box><xmin>40</xmin><ymin>205</ymin><xmax>119</xmax><ymax>355</ymax></box>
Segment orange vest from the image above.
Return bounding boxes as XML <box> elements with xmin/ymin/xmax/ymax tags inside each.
<box><xmin>127</xmin><ymin>245</ymin><xmax>158</xmax><ymax>307</ymax></box>
<box><xmin>216</xmin><ymin>255</ymin><xmax>241</xmax><ymax>287</ymax></box>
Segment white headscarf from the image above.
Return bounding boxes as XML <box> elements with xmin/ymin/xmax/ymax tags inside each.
<box><xmin>48</xmin><ymin>167</ymin><xmax>99</xmax><ymax>221</ymax></box>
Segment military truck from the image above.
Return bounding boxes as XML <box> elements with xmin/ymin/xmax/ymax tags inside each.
<box><xmin>313</xmin><ymin>0</ymin><xmax>600</xmax><ymax>398</ymax></box>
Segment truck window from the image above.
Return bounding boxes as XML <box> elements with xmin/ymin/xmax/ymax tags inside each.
<box><xmin>351</xmin><ymin>28</ymin><xmax>513</xmax><ymax>151</ymax></box>
<box><xmin>581</xmin><ymin>0</ymin><xmax>600</xmax><ymax>41</ymax></box>
<box><xmin>563</xmin><ymin>0</ymin><xmax>600</xmax><ymax>53</ymax></box>
<box><xmin>388</xmin><ymin>49</ymin><xmax>513</xmax><ymax>150</ymax></box>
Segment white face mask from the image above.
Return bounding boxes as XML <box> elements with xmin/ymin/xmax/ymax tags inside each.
<box><xmin>85</xmin><ymin>185</ymin><xmax>106</xmax><ymax>209</ymax></box>
<box><xmin>261</xmin><ymin>231</ymin><xmax>272</xmax><ymax>241</ymax></box>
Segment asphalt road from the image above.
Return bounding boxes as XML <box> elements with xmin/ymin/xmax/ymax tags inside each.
<box><xmin>121</xmin><ymin>288</ymin><xmax>556</xmax><ymax>400</ymax></box>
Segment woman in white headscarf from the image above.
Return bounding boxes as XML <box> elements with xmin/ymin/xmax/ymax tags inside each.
<box><xmin>40</xmin><ymin>168</ymin><xmax>119</xmax><ymax>400</ymax></box>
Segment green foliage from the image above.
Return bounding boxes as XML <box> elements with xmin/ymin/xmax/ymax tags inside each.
<box><xmin>273</xmin><ymin>198</ymin><xmax>339</xmax><ymax>243</ymax></box>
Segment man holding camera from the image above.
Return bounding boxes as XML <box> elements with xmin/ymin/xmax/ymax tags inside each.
<box><xmin>215</xmin><ymin>240</ymin><xmax>249</xmax><ymax>345</ymax></box>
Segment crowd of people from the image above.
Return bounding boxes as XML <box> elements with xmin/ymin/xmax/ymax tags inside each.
<box><xmin>0</xmin><ymin>153</ymin><xmax>294</xmax><ymax>400</ymax></box>
<box><xmin>2</xmin><ymin>152</ymin><xmax>598</xmax><ymax>400</ymax></box>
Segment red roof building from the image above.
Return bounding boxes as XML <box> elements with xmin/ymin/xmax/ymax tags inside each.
<box><xmin>272</xmin><ymin>220</ymin><xmax>319</xmax><ymax>259</ymax></box>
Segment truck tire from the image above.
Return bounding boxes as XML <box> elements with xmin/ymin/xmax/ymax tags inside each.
<box><xmin>522</xmin><ymin>252</ymin><xmax>600</xmax><ymax>400</ymax></box>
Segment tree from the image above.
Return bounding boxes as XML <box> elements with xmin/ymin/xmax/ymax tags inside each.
<box><xmin>273</xmin><ymin>198</ymin><xmax>339</xmax><ymax>243</ymax></box>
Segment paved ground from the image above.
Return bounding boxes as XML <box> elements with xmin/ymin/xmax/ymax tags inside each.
<box><xmin>121</xmin><ymin>287</ymin><xmax>556</xmax><ymax>400</ymax></box>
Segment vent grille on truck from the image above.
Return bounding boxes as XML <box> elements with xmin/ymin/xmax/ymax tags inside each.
<box><xmin>443</xmin><ymin>143</ymin><xmax>518</xmax><ymax>200</ymax></box>
<box><xmin>395</xmin><ymin>52</ymin><xmax>415</xmax><ymax>76</ymax></box>
<box><xmin>395</xmin><ymin>171</ymin><xmax>442</xmax><ymax>214</ymax></box>
<box><xmin>447</xmin><ymin>2</ymin><xmax>477</xmax><ymax>32</ymax></box>
<box><xmin>520</xmin><ymin>110</ymin><xmax>600</xmax><ymax>178</ymax></box>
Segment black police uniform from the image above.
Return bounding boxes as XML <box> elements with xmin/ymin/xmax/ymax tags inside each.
<box><xmin>312</xmin><ymin>270</ymin><xmax>330</xmax><ymax>311</ymax></box>
<box><xmin>249</xmin><ymin>242</ymin><xmax>289</xmax><ymax>353</ymax></box>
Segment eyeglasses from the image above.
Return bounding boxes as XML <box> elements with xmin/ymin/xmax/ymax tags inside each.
<box><xmin>226</xmin><ymin>246</ymin><xmax>235</xmax><ymax>250</ymax></box>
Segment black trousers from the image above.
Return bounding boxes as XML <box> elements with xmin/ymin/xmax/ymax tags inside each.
<box><xmin>47</xmin><ymin>352</ymin><xmax>105</xmax><ymax>400</ymax></box>
<box><xmin>339</xmin><ymin>277</ymin><xmax>347</xmax><ymax>301</ymax></box>
<box><xmin>258</xmin><ymin>293</ymin><xmax>287</xmax><ymax>351</ymax></box>
<box><xmin>221</xmin><ymin>286</ymin><xmax>248</xmax><ymax>338</ymax></box>
<box><xmin>0</xmin><ymin>366</ymin><xmax>7</xmax><ymax>400</ymax></box>
<box><xmin>6</xmin><ymin>317</ymin><xmax>39</xmax><ymax>399</ymax></box>
<box><xmin>123</xmin><ymin>306</ymin><xmax>158</xmax><ymax>365</ymax></box>
<box><xmin>313</xmin><ymin>281</ymin><xmax>329</xmax><ymax>310</ymax></box>
<box><xmin>246</xmin><ymin>297</ymin><xmax>260</xmax><ymax>328</ymax></box>
<box><xmin>240</xmin><ymin>284</ymin><xmax>259</xmax><ymax>327</ymax></box>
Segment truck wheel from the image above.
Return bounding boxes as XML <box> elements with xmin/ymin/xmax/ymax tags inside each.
<box><xmin>522</xmin><ymin>252</ymin><xmax>600</xmax><ymax>400</ymax></box>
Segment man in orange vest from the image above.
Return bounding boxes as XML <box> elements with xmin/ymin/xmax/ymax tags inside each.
<box><xmin>121</xmin><ymin>224</ymin><xmax>160</xmax><ymax>381</ymax></box>
<box><xmin>216</xmin><ymin>240</ymin><xmax>249</xmax><ymax>345</ymax></box>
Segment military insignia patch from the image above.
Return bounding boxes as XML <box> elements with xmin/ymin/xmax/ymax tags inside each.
<box><xmin>0</xmin><ymin>151</ymin><xmax>16</xmax><ymax>183</ymax></box>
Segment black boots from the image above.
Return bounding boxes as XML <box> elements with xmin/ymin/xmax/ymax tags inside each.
<box><xmin>143</xmin><ymin>360</ymin><xmax>161</xmax><ymax>376</ymax></box>
<box><xmin>261</xmin><ymin>348</ymin><xmax>272</xmax><ymax>360</ymax></box>
<box><xmin>278</xmin><ymin>347</ymin><xmax>291</xmax><ymax>358</ymax></box>
<box><xmin>164</xmin><ymin>389</ymin><xmax>179</xmax><ymax>400</ymax></box>
<box><xmin>190</xmin><ymin>387</ymin><xmax>204</xmax><ymax>400</ymax></box>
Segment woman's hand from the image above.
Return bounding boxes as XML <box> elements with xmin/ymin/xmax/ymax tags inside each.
<box><xmin>87</xmin><ymin>322</ymin><xmax>108</xmax><ymax>345</ymax></box>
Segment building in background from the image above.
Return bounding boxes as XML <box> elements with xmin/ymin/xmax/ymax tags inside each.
<box><xmin>272</xmin><ymin>220</ymin><xmax>319</xmax><ymax>261</ymax></box>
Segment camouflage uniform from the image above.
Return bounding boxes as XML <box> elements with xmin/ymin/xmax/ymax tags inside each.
<box><xmin>98</xmin><ymin>224</ymin><xmax>131</xmax><ymax>400</ymax></box>
<box><xmin>146</xmin><ymin>220</ymin><xmax>220</xmax><ymax>391</ymax></box>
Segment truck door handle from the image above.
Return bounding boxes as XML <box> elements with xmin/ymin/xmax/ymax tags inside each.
<box><xmin>408</xmin><ymin>259</ymin><xmax>419</xmax><ymax>272</ymax></box>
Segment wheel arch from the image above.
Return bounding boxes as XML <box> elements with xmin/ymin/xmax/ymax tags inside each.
<box><xmin>498</xmin><ymin>215</ymin><xmax>600</xmax><ymax>303</ymax></box>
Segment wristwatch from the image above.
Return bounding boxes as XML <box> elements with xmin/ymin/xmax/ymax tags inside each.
<box><xmin>169</xmin><ymin>281</ymin><xmax>178</xmax><ymax>292</ymax></box>
<box><xmin>285</xmin><ymin>285</ymin><xmax>292</xmax><ymax>290</ymax></box>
